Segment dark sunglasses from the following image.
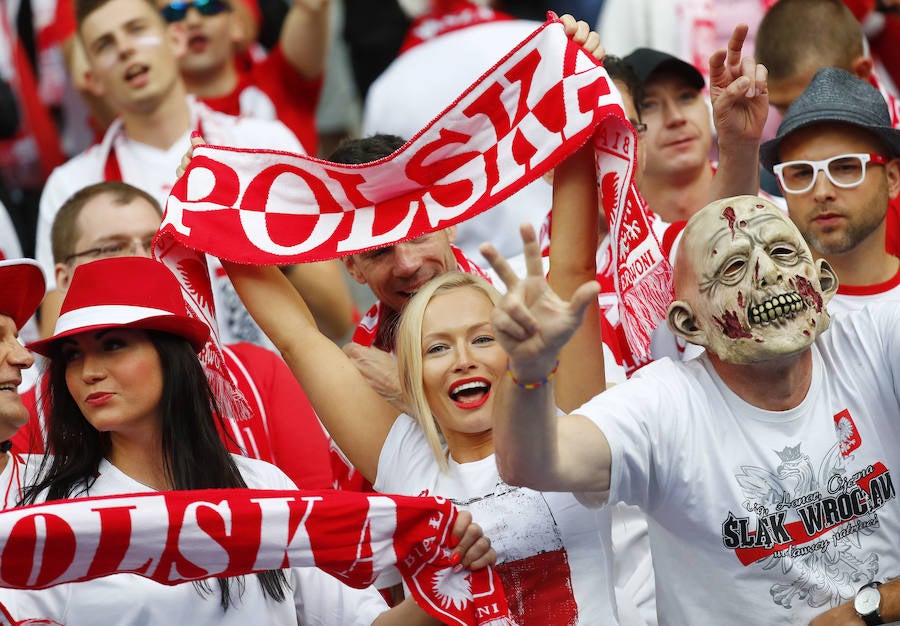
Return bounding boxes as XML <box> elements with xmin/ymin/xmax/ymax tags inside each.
<box><xmin>161</xmin><ymin>0</ymin><xmax>230</xmax><ymax>23</ymax></box>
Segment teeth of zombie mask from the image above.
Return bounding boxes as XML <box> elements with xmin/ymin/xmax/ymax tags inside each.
<box><xmin>748</xmin><ymin>292</ymin><xmax>805</xmax><ymax>326</ymax></box>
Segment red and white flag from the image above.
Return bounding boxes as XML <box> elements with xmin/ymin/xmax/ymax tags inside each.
<box><xmin>594</xmin><ymin>119</ymin><xmax>673</xmax><ymax>358</ymax></box>
<box><xmin>158</xmin><ymin>14</ymin><xmax>671</xmax><ymax>378</ymax></box>
<box><xmin>0</xmin><ymin>489</ymin><xmax>511</xmax><ymax>625</ymax></box>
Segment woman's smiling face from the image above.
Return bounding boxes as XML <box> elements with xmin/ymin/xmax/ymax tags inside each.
<box><xmin>421</xmin><ymin>287</ymin><xmax>506</xmax><ymax>443</ymax></box>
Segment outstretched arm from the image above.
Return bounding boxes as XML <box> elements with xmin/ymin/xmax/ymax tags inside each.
<box><xmin>549</xmin><ymin>15</ymin><xmax>606</xmax><ymax>412</ymax></box>
<box><xmin>223</xmin><ymin>260</ymin><xmax>397</xmax><ymax>483</ymax></box>
<box><xmin>480</xmin><ymin>226</ymin><xmax>612</xmax><ymax>493</ymax></box>
<box><xmin>708</xmin><ymin>23</ymin><xmax>769</xmax><ymax>201</ymax></box>
<box><xmin>280</xmin><ymin>0</ymin><xmax>332</xmax><ymax>80</ymax></box>
<box><xmin>282</xmin><ymin>261</ymin><xmax>356</xmax><ymax>342</ymax></box>
<box><xmin>548</xmin><ymin>141</ymin><xmax>606</xmax><ymax>411</ymax></box>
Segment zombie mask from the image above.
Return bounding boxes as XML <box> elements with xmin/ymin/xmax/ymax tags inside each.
<box><xmin>667</xmin><ymin>196</ymin><xmax>838</xmax><ymax>364</ymax></box>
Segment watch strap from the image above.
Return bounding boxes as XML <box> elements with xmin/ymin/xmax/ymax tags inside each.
<box><xmin>861</xmin><ymin>610</ymin><xmax>884</xmax><ymax>626</ymax></box>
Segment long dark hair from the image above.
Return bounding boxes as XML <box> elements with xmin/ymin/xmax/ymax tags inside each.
<box><xmin>22</xmin><ymin>330</ymin><xmax>288</xmax><ymax>608</ymax></box>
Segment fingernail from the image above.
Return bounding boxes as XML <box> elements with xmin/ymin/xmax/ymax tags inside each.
<box><xmin>191</xmin><ymin>130</ymin><xmax>201</xmax><ymax>139</ymax></box>
<box><xmin>452</xmin><ymin>563</ymin><xmax>464</xmax><ymax>574</ymax></box>
<box><xmin>449</xmin><ymin>552</ymin><xmax>461</xmax><ymax>566</ymax></box>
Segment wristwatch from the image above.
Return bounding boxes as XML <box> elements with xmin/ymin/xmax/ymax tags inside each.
<box><xmin>855</xmin><ymin>581</ymin><xmax>884</xmax><ymax>625</ymax></box>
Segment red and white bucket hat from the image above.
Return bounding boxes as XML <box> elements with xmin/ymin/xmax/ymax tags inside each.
<box><xmin>0</xmin><ymin>258</ymin><xmax>45</xmax><ymax>331</ymax></box>
<box><xmin>29</xmin><ymin>257</ymin><xmax>210</xmax><ymax>356</ymax></box>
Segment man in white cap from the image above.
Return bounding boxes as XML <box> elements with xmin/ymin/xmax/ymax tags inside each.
<box><xmin>0</xmin><ymin>258</ymin><xmax>44</xmax><ymax>506</ymax></box>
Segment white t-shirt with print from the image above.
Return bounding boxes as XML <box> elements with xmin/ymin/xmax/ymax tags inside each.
<box><xmin>577</xmin><ymin>304</ymin><xmax>900</xmax><ymax>625</ymax></box>
<box><xmin>0</xmin><ymin>455</ymin><xmax>387</xmax><ymax>626</ymax></box>
<box><xmin>375</xmin><ymin>413</ymin><xmax>619</xmax><ymax>625</ymax></box>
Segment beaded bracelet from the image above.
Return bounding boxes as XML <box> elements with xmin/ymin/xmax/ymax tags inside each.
<box><xmin>505</xmin><ymin>359</ymin><xmax>560</xmax><ymax>390</ymax></box>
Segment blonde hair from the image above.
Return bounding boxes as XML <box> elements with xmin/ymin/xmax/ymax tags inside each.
<box><xmin>396</xmin><ymin>272</ymin><xmax>501</xmax><ymax>471</ymax></box>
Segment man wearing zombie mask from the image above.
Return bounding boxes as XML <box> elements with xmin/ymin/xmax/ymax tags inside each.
<box><xmin>481</xmin><ymin>194</ymin><xmax>900</xmax><ymax>625</ymax></box>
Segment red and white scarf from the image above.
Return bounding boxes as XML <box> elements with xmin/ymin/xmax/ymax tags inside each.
<box><xmin>0</xmin><ymin>489</ymin><xmax>511</xmax><ymax>625</ymax></box>
<box><xmin>157</xmin><ymin>13</ymin><xmax>673</xmax><ymax>359</ymax></box>
<box><xmin>151</xmin><ymin>235</ymin><xmax>252</xmax><ymax>423</ymax></box>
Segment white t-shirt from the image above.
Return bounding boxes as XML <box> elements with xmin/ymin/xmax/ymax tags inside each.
<box><xmin>0</xmin><ymin>452</ymin><xmax>43</xmax><ymax>509</ymax></box>
<box><xmin>577</xmin><ymin>304</ymin><xmax>900</xmax><ymax>625</ymax></box>
<box><xmin>0</xmin><ymin>455</ymin><xmax>387</xmax><ymax>626</ymax></box>
<box><xmin>34</xmin><ymin>98</ymin><xmax>304</xmax><ymax>348</ymax></box>
<box><xmin>362</xmin><ymin>20</ymin><xmax>552</xmax><ymax>267</ymax></box>
<box><xmin>827</xmin><ymin>269</ymin><xmax>900</xmax><ymax>316</ymax></box>
<box><xmin>374</xmin><ymin>413</ymin><xmax>619</xmax><ymax>625</ymax></box>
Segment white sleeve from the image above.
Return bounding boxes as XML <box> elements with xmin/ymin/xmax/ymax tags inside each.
<box><xmin>576</xmin><ymin>361</ymin><xmax>689</xmax><ymax>513</ymax></box>
<box><xmin>233</xmin><ymin>455</ymin><xmax>298</xmax><ymax>490</ymax></box>
<box><xmin>291</xmin><ymin>568</ymin><xmax>388</xmax><ymax>626</ymax></box>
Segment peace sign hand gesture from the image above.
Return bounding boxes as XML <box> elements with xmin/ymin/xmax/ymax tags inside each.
<box><xmin>480</xmin><ymin>224</ymin><xmax>599</xmax><ymax>384</ymax></box>
<box><xmin>708</xmin><ymin>24</ymin><xmax>768</xmax><ymax>147</ymax></box>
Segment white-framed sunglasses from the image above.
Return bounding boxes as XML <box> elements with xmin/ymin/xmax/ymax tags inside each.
<box><xmin>773</xmin><ymin>152</ymin><xmax>889</xmax><ymax>194</ymax></box>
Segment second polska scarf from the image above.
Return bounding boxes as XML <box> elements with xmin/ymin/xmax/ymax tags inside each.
<box><xmin>0</xmin><ymin>489</ymin><xmax>511</xmax><ymax>625</ymax></box>
<box><xmin>158</xmin><ymin>13</ymin><xmax>672</xmax><ymax>359</ymax></box>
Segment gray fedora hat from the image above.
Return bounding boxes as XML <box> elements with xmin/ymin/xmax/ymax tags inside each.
<box><xmin>761</xmin><ymin>67</ymin><xmax>900</xmax><ymax>172</ymax></box>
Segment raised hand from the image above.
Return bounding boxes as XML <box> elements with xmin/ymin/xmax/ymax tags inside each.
<box><xmin>176</xmin><ymin>132</ymin><xmax>206</xmax><ymax>179</ymax></box>
<box><xmin>708</xmin><ymin>24</ymin><xmax>769</xmax><ymax>146</ymax></box>
<box><xmin>480</xmin><ymin>224</ymin><xmax>599</xmax><ymax>383</ymax></box>
<box><xmin>558</xmin><ymin>13</ymin><xmax>605</xmax><ymax>61</ymax></box>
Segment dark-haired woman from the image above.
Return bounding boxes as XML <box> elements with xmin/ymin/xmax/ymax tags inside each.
<box><xmin>0</xmin><ymin>256</ymin><xmax>488</xmax><ymax>626</ymax></box>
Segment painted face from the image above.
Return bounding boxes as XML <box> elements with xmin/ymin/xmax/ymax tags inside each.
<box><xmin>639</xmin><ymin>73</ymin><xmax>713</xmax><ymax>183</ymax></box>
<box><xmin>0</xmin><ymin>315</ymin><xmax>34</xmax><ymax>440</ymax></box>
<box><xmin>778</xmin><ymin>123</ymin><xmax>898</xmax><ymax>257</ymax></box>
<box><xmin>344</xmin><ymin>229</ymin><xmax>459</xmax><ymax>314</ymax></box>
<box><xmin>156</xmin><ymin>0</ymin><xmax>238</xmax><ymax>79</ymax></box>
<box><xmin>57</xmin><ymin>193</ymin><xmax>162</xmax><ymax>290</ymax></box>
<box><xmin>669</xmin><ymin>197</ymin><xmax>837</xmax><ymax>364</ymax></box>
<box><xmin>421</xmin><ymin>288</ymin><xmax>505</xmax><ymax>449</ymax></box>
<box><xmin>62</xmin><ymin>328</ymin><xmax>164</xmax><ymax>440</ymax></box>
<box><xmin>80</xmin><ymin>0</ymin><xmax>183</xmax><ymax>113</ymax></box>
